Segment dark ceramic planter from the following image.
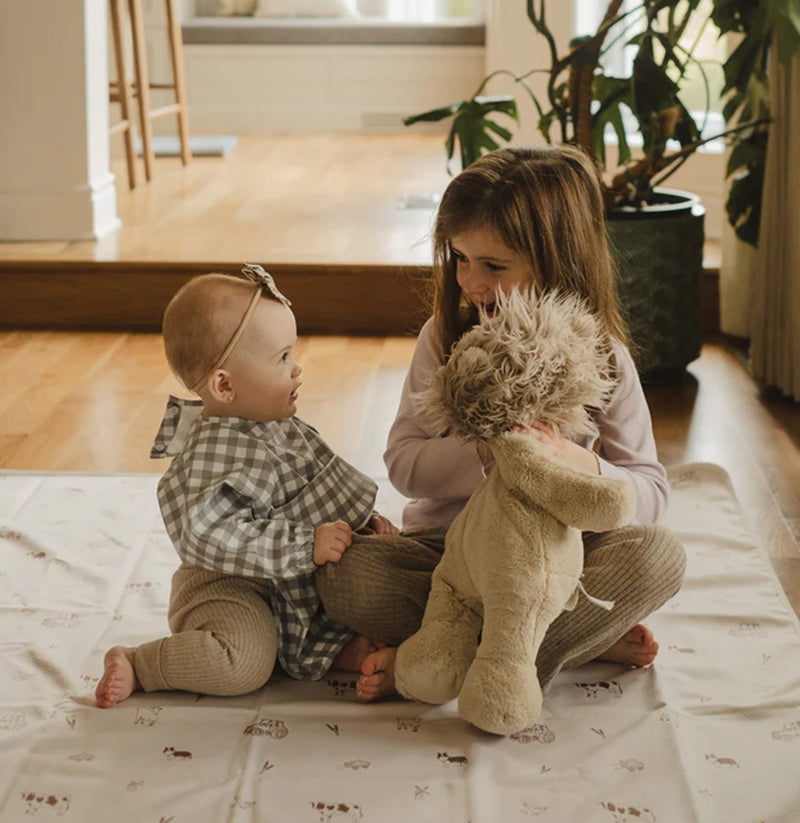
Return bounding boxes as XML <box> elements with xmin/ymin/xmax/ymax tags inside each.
<box><xmin>608</xmin><ymin>188</ymin><xmax>705</xmax><ymax>377</ymax></box>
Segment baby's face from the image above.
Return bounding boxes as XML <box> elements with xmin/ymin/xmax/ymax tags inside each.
<box><xmin>224</xmin><ymin>300</ymin><xmax>302</xmax><ymax>423</ymax></box>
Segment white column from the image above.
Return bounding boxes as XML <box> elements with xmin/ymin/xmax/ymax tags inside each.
<box><xmin>0</xmin><ymin>0</ymin><xmax>120</xmax><ymax>240</ymax></box>
<box><xmin>484</xmin><ymin>0</ymin><xmax>575</xmax><ymax>143</ymax></box>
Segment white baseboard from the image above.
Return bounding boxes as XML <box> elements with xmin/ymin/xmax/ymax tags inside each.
<box><xmin>0</xmin><ymin>176</ymin><xmax>120</xmax><ymax>242</ymax></box>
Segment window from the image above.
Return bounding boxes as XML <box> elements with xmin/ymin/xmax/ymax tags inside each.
<box><xmin>356</xmin><ymin>0</ymin><xmax>484</xmax><ymax>20</ymax></box>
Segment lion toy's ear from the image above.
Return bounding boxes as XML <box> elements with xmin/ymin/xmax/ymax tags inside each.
<box><xmin>416</xmin><ymin>289</ymin><xmax>617</xmax><ymax>442</ymax></box>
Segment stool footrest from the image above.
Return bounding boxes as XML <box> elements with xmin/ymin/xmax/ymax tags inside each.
<box><xmin>149</xmin><ymin>103</ymin><xmax>182</xmax><ymax>119</ymax></box>
<box><xmin>109</xmin><ymin>120</ymin><xmax>133</xmax><ymax>136</ymax></box>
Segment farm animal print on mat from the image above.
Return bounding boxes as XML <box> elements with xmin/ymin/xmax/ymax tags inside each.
<box><xmin>0</xmin><ymin>464</ymin><xmax>799</xmax><ymax>822</ymax></box>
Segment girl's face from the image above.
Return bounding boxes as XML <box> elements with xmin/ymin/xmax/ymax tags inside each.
<box><xmin>224</xmin><ymin>300</ymin><xmax>303</xmax><ymax>423</ymax></box>
<box><xmin>450</xmin><ymin>226</ymin><xmax>534</xmax><ymax>314</ymax></box>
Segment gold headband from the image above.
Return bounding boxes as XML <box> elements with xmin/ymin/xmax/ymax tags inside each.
<box><xmin>190</xmin><ymin>264</ymin><xmax>291</xmax><ymax>395</ymax></box>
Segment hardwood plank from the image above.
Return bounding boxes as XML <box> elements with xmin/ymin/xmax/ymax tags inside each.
<box><xmin>0</xmin><ymin>134</ymin><xmax>448</xmax><ymax>265</ymax></box>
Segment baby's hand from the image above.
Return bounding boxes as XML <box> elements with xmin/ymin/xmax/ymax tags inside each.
<box><xmin>313</xmin><ymin>520</ymin><xmax>352</xmax><ymax>565</ymax></box>
<box><xmin>365</xmin><ymin>514</ymin><xmax>400</xmax><ymax>536</ymax></box>
<box><xmin>515</xmin><ymin>422</ymin><xmax>600</xmax><ymax>475</ymax></box>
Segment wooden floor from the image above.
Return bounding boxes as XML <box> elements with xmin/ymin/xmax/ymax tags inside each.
<box><xmin>0</xmin><ymin>134</ymin><xmax>451</xmax><ymax>266</ymax></box>
<box><xmin>1</xmin><ymin>330</ymin><xmax>799</xmax><ymax>619</ymax></box>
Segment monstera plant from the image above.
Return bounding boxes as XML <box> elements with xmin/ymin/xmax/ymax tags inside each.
<box><xmin>405</xmin><ymin>0</ymin><xmax>800</xmax><ymax>247</ymax></box>
<box><xmin>404</xmin><ymin>0</ymin><xmax>800</xmax><ymax>374</ymax></box>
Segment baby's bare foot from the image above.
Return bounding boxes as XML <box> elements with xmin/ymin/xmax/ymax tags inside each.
<box><xmin>95</xmin><ymin>646</ymin><xmax>138</xmax><ymax>708</ymax></box>
<box><xmin>332</xmin><ymin>635</ymin><xmax>386</xmax><ymax>673</ymax></box>
<box><xmin>598</xmin><ymin>624</ymin><xmax>659</xmax><ymax>668</ymax></box>
<box><xmin>356</xmin><ymin>646</ymin><xmax>397</xmax><ymax>702</ymax></box>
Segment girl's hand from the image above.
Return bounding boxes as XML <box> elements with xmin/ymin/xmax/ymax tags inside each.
<box><xmin>513</xmin><ymin>422</ymin><xmax>601</xmax><ymax>475</ymax></box>
<box><xmin>365</xmin><ymin>514</ymin><xmax>400</xmax><ymax>536</ymax></box>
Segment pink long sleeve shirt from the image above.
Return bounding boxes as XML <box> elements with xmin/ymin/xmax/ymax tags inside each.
<box><xmin>384</xmin><ymin>317</ymin><xmax>670</xmax><ymax>532</ymax></box>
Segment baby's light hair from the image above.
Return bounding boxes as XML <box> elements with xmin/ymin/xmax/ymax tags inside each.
<box><xmin>162</xmin><ymin>274</ymin><xmax>263</xmax><ymax>390</ymax></box>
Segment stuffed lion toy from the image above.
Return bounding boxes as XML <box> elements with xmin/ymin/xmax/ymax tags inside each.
<box><xmin>394</xmin><ymin>289</ymin><xmax>635</xmax><ymax>736</ymax></box>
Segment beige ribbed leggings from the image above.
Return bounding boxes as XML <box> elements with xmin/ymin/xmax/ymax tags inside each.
<box><xmin>316</xmin><ymin>524</ymin><xmax>685</xmax><ymax>689</ymax></box>
<box><xmin>133</xmin><ymin>565</ymin><xmax>277</xmax><ymax>696</ymax></box>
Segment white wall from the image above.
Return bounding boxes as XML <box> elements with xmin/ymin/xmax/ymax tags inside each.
<box><xmin>183</xmin><ymin>43</ymin><xmax>486</xmax><ymax>133</ymax></box>
<box><xmin>172</xmin><ymin>4</ymin><xmax>557</xmax><ymax>137</ymax></box>
<box><xmin>484</xmin><ymin>0</ymin><xmax>574</xmax><ymax>143</ymax></box>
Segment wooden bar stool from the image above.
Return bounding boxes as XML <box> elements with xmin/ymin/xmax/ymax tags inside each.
<box><xmin>108</xmin><ymin>0</ymin><xmax>191</xmax><ymax>188</ymax></box>
<box><xmin>108</xmin><ymin>0</ymin><xmax>138</xmax><ymax>189</ymax></box>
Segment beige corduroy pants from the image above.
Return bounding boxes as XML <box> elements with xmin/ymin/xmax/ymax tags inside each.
<box><xmin>316</xmin><ymin>524</ymin><xmax>686</xmax><ymax>689</ymax></box>
<box><xmin>133</xmin><ymin>564</ymin><xmax>278</xmax><ymax>696</ymax></box>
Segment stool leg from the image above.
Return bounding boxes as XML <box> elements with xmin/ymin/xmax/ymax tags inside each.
<box><xmin>165</xmin><ymin>0</ymin><xmax>192</xmax><ymax>165</ymax></box>
<box><xmin>128</xmin><ymin>0</ymin><xmax>155</xmax><ymax>182</ymax></box>
<box><xmin>109</xmin><ymin>0</ymin><xmax>137</xmax><ymax>189</ymax></box>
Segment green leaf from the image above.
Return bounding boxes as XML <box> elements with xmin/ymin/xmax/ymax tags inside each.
<box><xmin>483</xmin><ymin>120</ymin><xmax>514</xmax><ymax>143</ymax></box>
<box><xmin>633</xmin><ymin>48</ymin><xmax>678</xmax><ymax>113</ymax></box>
<box><xmin>592</xmin><ymin>74</ymin><xmax>634</xmax><ymax>167</ymax></box>
<box><xmin>403</xmin><ymin>102</ymin><xmax>463</xmax><ymax>127</ymax></box>
<box><xmin>712</xmin><ymin>0</ymin><xmax>750</xmax><ymax>34</ymax></box>
<box><xmin>672</xmin><ymin>102</ymin><xmax>701</xmax><ymax>147</ymax></box>
<box><xmin>404</xmin><ymin>94</ymin><xmax>518</xmax><ymax>173</ymax></box>
<box><xmin>722</xmin><ymin>34</ymin><xmax>762</xmax><ymax>96</ymax></box>
<box><xmin>447</xmin><ymin>95</ymin><xmax>519</xmax><ymax>171</ymax></box>
<box><xmin>724</xmin><ymin>128</ymin><xmax>768</xmax><ymax>247</ymax></box>
<box><xmin>538</xmin><ymin>110</ymin><xmax>556</xmax><ymax>140</ymax></box>
<box><xmin>444</xmin><ymin>126</ymin><xmax>457</xmax><ymax>170</ymax></box>
<box><xmin>722</xmin><ymin>95</ymin><xmax>743</xmax><ymax>123</ymax></box>
<box><xmin>726</xmin><ymin>131</ymin><xmax>768</xmax><ymax>177</ymax></box>
<box><xmin>473</xmin><ymin>94</ymin><xmax>518</xmax><ymax>119</ymax></box>
<box><xmin>726</xmin><ymin>167</ymin><xmax>764</xmax><ymax>247</ymax></box>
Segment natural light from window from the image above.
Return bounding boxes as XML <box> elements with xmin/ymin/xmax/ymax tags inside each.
<box><xmin>356</xmin><ymin>0</ymin><xmax>484</xmax><ymax>20</ymax></box>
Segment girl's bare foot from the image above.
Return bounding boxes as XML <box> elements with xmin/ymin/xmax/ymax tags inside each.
<box><xmin>598</xmin><ymin>624</ymin><xmax>659</xmax><ymax>668</ymax></box>
<box><xmin>332</xmin><ymin>635</ymin><xmax>386</xmax><ymax>673</ymax></box>
<box><xmin>95</xmin><ymin>646</ymin><xmax>139</xmax><ymax>708</ymax></box>
<box><xmin>355</xmin><ymin>646</ymin><xmax>397</xmax><ymax>702</ymax></box>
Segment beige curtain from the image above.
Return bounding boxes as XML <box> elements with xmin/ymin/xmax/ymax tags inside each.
<box><xmin>749</xmin><ymin>49</ymin><xmax>800</xmax><ymax>400</ymax></box>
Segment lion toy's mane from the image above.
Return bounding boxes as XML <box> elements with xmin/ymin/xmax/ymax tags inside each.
<box><xmin>418</xmin><ymin>289</ymin><xmax>617</xmax><ymax>443</ymax></box>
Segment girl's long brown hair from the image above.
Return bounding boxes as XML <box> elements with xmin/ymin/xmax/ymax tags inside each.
<box><xmin>431</xmin><ymin>145</ymin><xmax>630</xmax><ymax>355</ymax></box>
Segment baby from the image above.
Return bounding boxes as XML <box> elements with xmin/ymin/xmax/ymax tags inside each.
<box><xmin>96</xmin><ymin>266</ymin><xmax>395</xmax><ymax>707</ymax></box>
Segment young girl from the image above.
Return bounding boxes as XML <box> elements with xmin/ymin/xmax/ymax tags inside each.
<box><xmin>316</xmin><ymin>145</ymin><xmax>686</xmax><ymax>701</ymax></box>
